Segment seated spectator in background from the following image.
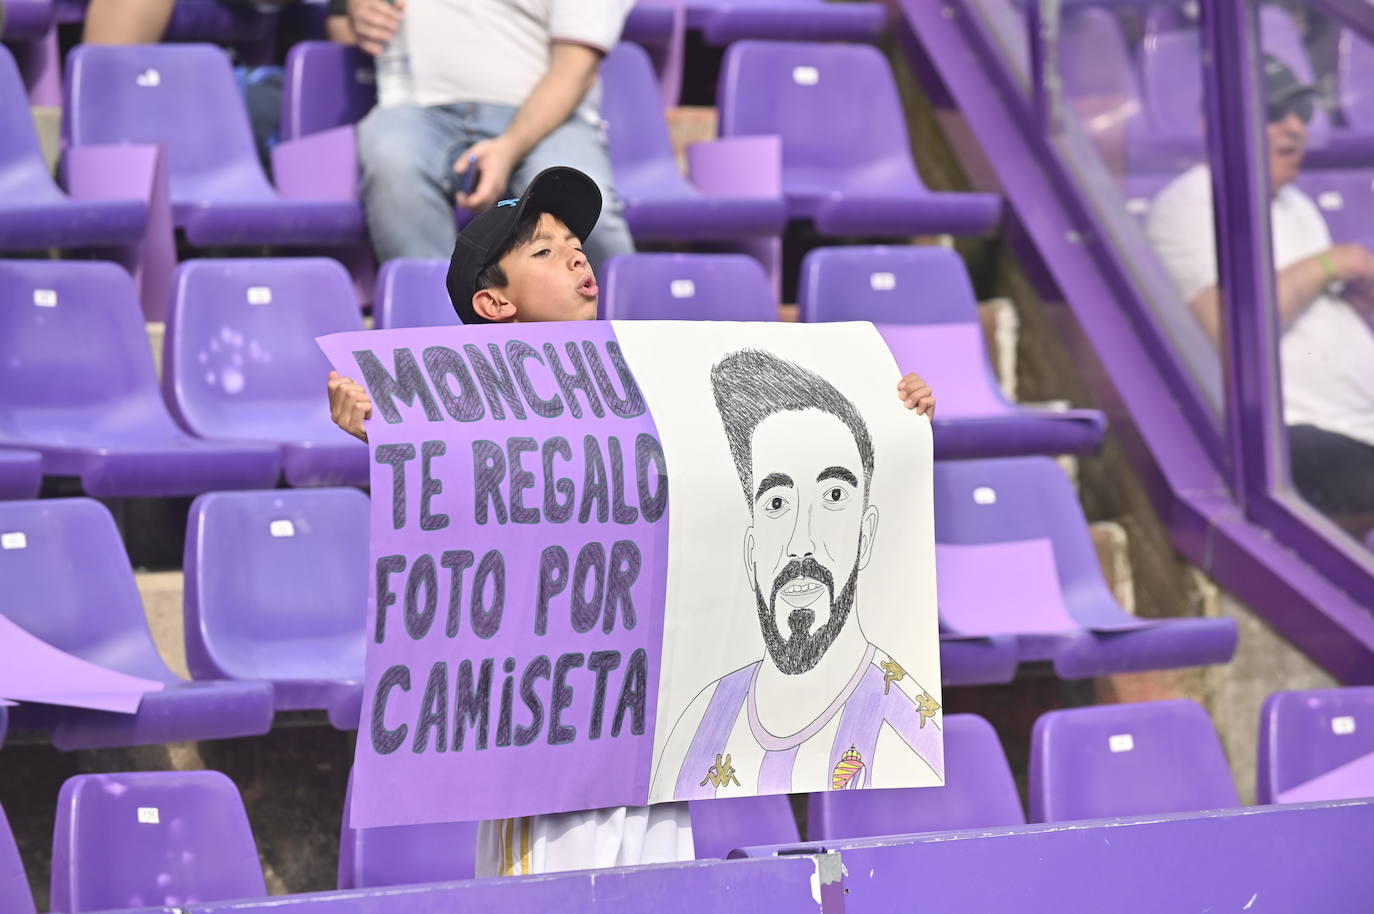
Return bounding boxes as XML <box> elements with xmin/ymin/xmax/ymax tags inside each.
<box><xmin>341</xmin><ymin>0</ymin><xmax>636</xmax><ymax>271</ymax></box>
<box><xmin>1148</xmin><ymin>54</ymin><xmax>1374</xmax><ymax>531</ymax></box>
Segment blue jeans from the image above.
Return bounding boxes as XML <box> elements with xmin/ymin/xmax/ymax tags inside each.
<box><xmin>356</xmin><ymin>102</ymin><xmax>635</xmax><ymax>272</ymax></box>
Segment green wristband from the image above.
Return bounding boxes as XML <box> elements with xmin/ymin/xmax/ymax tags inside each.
<box><xmin>1318</xmin><ymin>252</ymin><xmax>1338</xmax><ymax>284</ymax></box>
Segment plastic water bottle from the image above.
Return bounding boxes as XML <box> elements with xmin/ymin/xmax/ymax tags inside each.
<box><xmin>376</xmin><ymin>1</ymin><xmax>414</xmax><ymax>108</ymax></box>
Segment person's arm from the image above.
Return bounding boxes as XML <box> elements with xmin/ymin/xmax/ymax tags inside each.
<box><xmin>897</xmin><ymin>373</ymin><xmax>936</xmax><ymax>418</ymax></box>
<box><xmin>454</xmin><ymin>42</ymin><xmax>604</xmax><ymax>211</ymax></box>
<box><xmin>1188</xmin><ymin>243</ymin><xmax>1374</xmax><ymax>344</ymax></box>
<box><xmin>346</xmin><ymin>0</ymin><xmax>403</xmax><ymax>56</ymax></box>
<box><xmin>327</xmin><ymin>371</ymin><xmax>371</xmax><ymax>443</ymax></box>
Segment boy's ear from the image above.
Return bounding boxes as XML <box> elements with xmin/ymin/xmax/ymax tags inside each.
<box><xmin>471</xmin><ymin>287</ymin><xmax>515</xmax><ymax>323</ymax></box>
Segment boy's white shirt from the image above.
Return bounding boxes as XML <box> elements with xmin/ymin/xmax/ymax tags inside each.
<box><xmin>476</xmin><ymin>803</ymin><xmax>694</xmax><ymax>877</ymax></box>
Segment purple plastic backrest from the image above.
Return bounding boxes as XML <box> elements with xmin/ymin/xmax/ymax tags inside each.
<box><xmin>600</xmin><ymin>253</ymin><xmax>775</xmax><ymax>320</ymax></box>
<box><xmin>373</xmin><ymin>259</ymin><xmax>459</xmax><ymax>329</ymax></box>
<box><xmin>1339</xmin><ymin>30</ymin><xmax>1374</xmax><ymax>129</ymax></box>
<box><xmin>280</xmin><ymin>40</ymin><xmax>377</xmax><ymax>141</ymax></box>
<box><xmin>163</xmin><ymin>258</ymin><xmax>363</xmax><ymax>439</ymax></box>
<box><xmin>1258</xmin><ymin>687</ymin><xmax>1374</xmax><ymax>805</ymax></box>
<box><xmin>338</xmin><ymin>770</ymin><xmax>477</xmax><ymax>888</ymax></box>
<box><xmin>689</xmin><ymin>795</ymin><xmax>799</xmax><ymax>859</ymax></box>
<box><xmin>66</xmin><ymin>44</ymin><xmax>273</xmax><ymax>198</ymax></box>
<box><xmin>601</xmin><ymin>42</ymin><xmax>686</xmax><ymax>188</ymax></box>
<box><xmin>932</xmin><ymin>458</ymin><xmax>1114</xmax><ymax>612</ymax></box>
<box><xmin>0</xmin><ymin>804</ymin><xmax>35</xmax><ymax>914</ymax></box>
<box><xmin>0</xmin><ymin>261</ymin><xmax>170</xmax><ymax>439</ymax></box>
<box><xmin>798</xmin><ymin>246</ymin><xmax>980</xmax><ymax>324</ymax></box>
<box><xmin>0</xmin><ymin>499</ymin><xmax>173</xmax><ymax>683</ymax></box>
<box><xmin>1294</xmin><ymin>172</ymin><xmax>1374</xmax><ymax>247</ymax></box>
<box><xmin>1140</xmin><ymin>26</ymin><xmax>1202</xmax><ymax>133</ymax></box>
<box><xmin>0</xmin><ymin>46</ymin><xmax>59</xmax><ymax>197</ymax></box>
<box><xmin>51</xmin><ymin>770</ymin><xmax>266</xmax><ymax>911</ymax></box>
<box><xmin>184</xmin><ymin>488</ymin><xmax>368</xmax><ymax>683</ymax></box>
<box><xmin>1058</xmin><ymin>7</ymin><xmax>1138</xmax><ymax>103</ymax></box>
<box><xmin>718</xmin><ymin>41</ymin><xmax>919</xmax><ymax>181</ymax></box>
<box><xmin>808</xmin><ymin>714</ymin><xmax>1024</xmax><ymax>841</ymax></box>
<box><xmin>1029</xmin><ymin>700</ymin><xmax>1239</xmax><ymax>823</ymax></box>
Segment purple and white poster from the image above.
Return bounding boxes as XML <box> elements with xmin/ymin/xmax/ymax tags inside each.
<box><xmin>319</xmin><ymin>320</ymin><xmax>943</xmax><ymax>829</ymax></box>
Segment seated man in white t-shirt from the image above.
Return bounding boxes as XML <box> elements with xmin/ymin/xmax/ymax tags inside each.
<box><xmin>344</xmin><ymin>0</ymin><xmax>636</xmax><ymax>270</ymax></box>
<box><xmin>1147</xmin><ymin>54</ymin><xmax>1374</xmax><ymax>532</ymax></box>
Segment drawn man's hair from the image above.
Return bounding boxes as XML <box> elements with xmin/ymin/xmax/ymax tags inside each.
<box><xmin>710</xmin><ymin>348</ymin><xmax>875</xmax><ymax>511</ymax></box>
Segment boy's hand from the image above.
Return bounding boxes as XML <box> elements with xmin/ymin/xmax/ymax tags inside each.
<box><xmin>328</xmin><ymin>370</ymin><xmax>372</xmax><ymax>443</ymax></box>
<box><xmin>897</xmin><ymin>372</ymin><xmax>936</xmax><ymax>418</ymax></box>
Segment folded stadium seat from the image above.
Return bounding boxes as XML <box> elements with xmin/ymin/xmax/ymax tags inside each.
<box><xmin>934</xmin><ymin>458</ymin><xmax>1237</xmax><ymax>679</ymax></box>
<box><xmin>65</xmin><ymin>44</ymin><xmax>364</xmax><ymax>247</ymax></box>
<box><xmin>0</xmin><ymin>498</ymin><xmax>275</xmax><ymax>750</ymax></box>
<box><xmin>1339</xmin><ymin>28</ymin><xmax>1374</xmax><ymax>137</ymax></box>
<box><xmin>184</xmin><ymin>489</ymin><xmax>367</xmax><ymax>730</ymax></box>
<box><xmin>373</xmin><ymin>258</ymin><xmax>459</xmax><ymax>329</ymax></box>
<box><xmin>686</xmin><ymin>0</ymin><xmax>886</xmax><ymax>45</ymax></box>
<box><xmin>600</xmin><ymin>253</ymin><xmax>777</xmax><ymax>320</ymax></box>
<box><xmin>1295</xmin><ymin>170</ymin><xmax>1374</xmax><ymax>250</ymax></box>
<box><xmin>0</xmin><ymin>46</ymin><xmax>146</xmax><ymax>251</ymax></box>
<box><xmin>0</xmin><ymin>450</ymin><xmax>42</xmax><ymax>500</ymax></box>
<box><xmin>799</xmin><ymin>246</ymin><xmax>1107</xmax><ymax>459</ymax></box>
<box><xmin>1258</xmin><ymin>687</ymin><xmax>1374</xmax><ymax>805</ymax></box>
<box><xmin>621</xmin><ymin>0</ymin><xmax>684</xmax><ymax>107</ymax></box>
<box><xmin>1029</xmin><ymin>700</ymin><xmax>1240</xmax><ymax>823</ymax></box>
<box><xmin>1059</xmin><ymin>7</ymin><xmax>1195</xmax><ymax>175</ymax></box>
<box><xmin>689</xmin><ymin>795</ymin><xmax>799</xmax><ymax>859</ymax></box>
<box><xmin>162</xmin><ymin>258</ymin><xmax>368</xmax><ymax>487</ymax></box>
<box><xmin>2</xmin><ymin>0</ymin><xmax>55</xmax><ymax>38</ymax></box>
<box><xmin>338</xmin><ymin>769</ymin><xmax>477</xmax><ymax>888</ymax></box>
<box><xmin>51</xmin><ymin>770</ymin><xmax>267</xmax><ymax>911</ymax></box>
<box><xmin>0</xmin><ymin>261</ymin><xmax>282</xmax><ymax>496</ymax></box>
<box><xmin>279</xmin><ymin>40</ymin><xmax>376</xmax><ymax>141</ymax></box>
<box><xmin>717</xmin><ymin>42</ymin><xmax>1000</xmax><ymax>238</ymax></box>
<box><xmin>602</xmin><ymin>42</ymin><xmax>785</xmax><ymax>243</ymax></box>
<box><xmin>0</xmin><ymin>803</ymin><xmax>35</xmax><ymax>914</ymax></box>
<box><xmin>808</xmin><ymin>714</ymin><xmax>1024</xmax><ymax>841</ymax></box>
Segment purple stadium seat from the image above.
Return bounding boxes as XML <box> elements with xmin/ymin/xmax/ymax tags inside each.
<box><xmin>0</xmin><ymin>804</ymin><xmax>35</xmax><ymax>914</ymax></box>
<box><xmin>2</xmin><ymin>0</ymin><xmax>56</xmax><ymax>38</ymax></box>
<box><xmin>163</xmin><ymin>258</ymin><xmax>367</xmax><ymax>487</ymax></box>
<box><xmin>799</xmin><ymin>246</ymin><xmax>1106</xmax><ymax>458</ymax></box>
<box><xmin>1339</xmin><ymin>29</ymin><xmax>1374</xmax><ymax>132</ymax></box>
<box><xmin>0</xmin><ymin>261</ymin><xmax>282</xmax><ymax>496</ymax></box>
<box><xmin>1030</xmin><ymin>699</ymin><xmax>1239</xmax><ymax>823</ymax></box>
<box><xmin>808</xmin><ymin>714</ymin><xmax>1024</xmax><ymax>841</ymax></box>
<box><xmin>718</xmin><ymin>42</ymin><xmax>1000</xmax><ymax>237</ymax></box>
<box><xmin>0</xmin><ymin>706</ymin><xmax>5</xmax><ymax>750</ymax></box>
<box><xmin>0</xmin><ymin>498</ymin><xmax>275</xmax><ymax>750</ymax></box>
<box><xmin>1061</xmin><ymin>7</ymin><xmax>1196</xmax><ymax>174</ymax></box>
<box><xmin>622</xmin><ymin>0</ymin><xmax>684</xmax><ymax>107</ymax></box>
<box><xmin>1258</xmin><ymin>687</ymin><xmax>1374</xmax><ymax>806</ymax></box>
<box><xmin>338</xmin><ymin>770</ymin><xmax>477</xmax><ymax>888</ymax></box>
<box><xmin>185</xmin><ymin>489</ymin><xmax>366</xmax><ymax>730</ymax></box>
<box><xmin>685</xmin><ymin>0</ymin><xmax>886</xmax><ymax>45</ymax></box>
<box><xmin>373</xmin><ymin>258</ymin><xmax>458</xmax><ymax>329</ymax></box>
<box><xmin>280</xmin><ymin>40</ymin><xmax>376</xmax><ymax>141</ymax></box>
<box><xmin>0</xmin><ymin>450</ymin><xmax>42</xmax><ymax>500</ymax></box>
<box><xmin>602</xmin><ymin>42</ymin><xmax>785</xmax><ymax>242</ymax></box>
<box><xmin>600</xmin><ymin>253</ymin><xmax>776</xmax><ymax>320</ymax></box>
<box><xmin>66</xmin><ymin>44</ymin><xmax>364</xmax><ymax>247</ymax></box>
<box><xmin>0</xmin><ymin>46</ymin><xmax>146</xmax><ymax>251</ymax></box>
<box><xmin>51</xmin><ymin>770</ymin><xmax>266</xmax><ymax>911</ymax></box>
<box><xmin>1295</xmin><ymin>170</ymin><xmax>1374</xmax><ymax>251</ymax></box>
<box><xmin>934</xmin><ymin>458</ymin><xmax>1237</xmax><ymax>678</ymax></box>
<box><xmin>689</xmin><ymin>795</ymin><xmax>799</xmax><ymax>859</ymax></box>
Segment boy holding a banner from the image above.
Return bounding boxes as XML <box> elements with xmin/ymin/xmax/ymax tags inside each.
<box><xmin>326</xmin><ymin>166</ymin><xmax>936</xmax><ymax>876</ymax></box>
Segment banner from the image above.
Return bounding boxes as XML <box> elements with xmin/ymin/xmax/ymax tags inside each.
<box><xmin>320</xmin><ymin>321</ymin><xmax>942</xmax><ymax>829</ymax></box>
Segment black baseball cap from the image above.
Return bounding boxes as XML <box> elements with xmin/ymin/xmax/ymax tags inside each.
<box><xmin>446</xmin><ymin>166</ymin><xmax>602</xmax><ymax>324</ymax></box>
<box><xmin>1262</xmin><ymin>53</ymin><xmax>1319</xmax><ymax>124</ymax></box>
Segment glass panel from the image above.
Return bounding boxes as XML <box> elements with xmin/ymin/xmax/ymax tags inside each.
<box><xmin>1258</xmin><ymin>0</ymin><xmax>1374</xmax><ymax>552</ymax></box>
<box><xmin>1051</xmin><ymin>1</ymin><xmax>1225</xmax><ymax>425</ymax></box>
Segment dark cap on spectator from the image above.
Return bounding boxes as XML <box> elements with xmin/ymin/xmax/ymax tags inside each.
<box><xmin>446</xmin><ymin>166</ymin><xmax>602</xmax><ymax>324</ymax></box>
<box><xmin>1262</xmin><ymin>53</ymin><xmax>1318</xmax><ymax>122</ymax></box>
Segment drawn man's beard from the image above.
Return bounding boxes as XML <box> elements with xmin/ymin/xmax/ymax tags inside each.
<box><xmin>753</xmin><ymin>553</ymin><xmax>860</xmax><ymax>676</ymax></box>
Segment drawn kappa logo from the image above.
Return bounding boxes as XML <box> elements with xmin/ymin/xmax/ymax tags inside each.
<box><xmin>700</xmin><ymin>753</ymin><xmax>741</xmax><ymax>788</ymax></box>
